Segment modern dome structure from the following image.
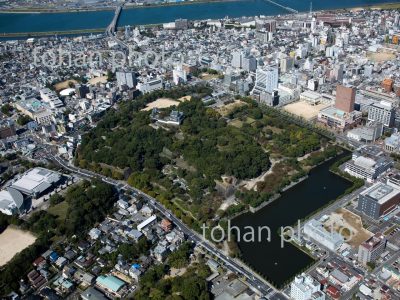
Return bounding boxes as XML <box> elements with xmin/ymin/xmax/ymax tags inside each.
<box><xmin>0</xmin><ymin>187</ymin><xmax>24</xmax><ymax>215</ymax></box>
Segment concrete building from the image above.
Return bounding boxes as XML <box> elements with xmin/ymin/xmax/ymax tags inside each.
<box><xmin>290</xmin><ymin>273</ymin><xmax>325</xmax><ymax>300</ymax></box>
<box><xmin>11</xmin><ymin>167</ymin><xmax>61</xmax><ymax>198</ymax></box>
<box><xmin>137</xmin><ymin>78</ymin><xmax>163</xmax><ymax>94</ymax></box>
<box><xmin>345</xmin><ymin>155</ymin><xmax>392</xmax><ymax>183</ymax></box>
<box><xmin>367</xmin><ymin>101</ymin><xmax>395</xmax><ymax>127</ymax></box>
<box><xmin>252</xmin><ymin>66</ymin><xmax>279</xmax><ymax>95</ymax></box>
<box><xmin>384</xmin><ymin>132</ymin><xmax>400</xmax><ymax>153</ymax></box>
<box><xmin>335</xmin><ymin>85</ymin><xmax>356</xmax><ymax>113</ymax></box>
<box><xmin>280</xmin><ymin>57</ymin><xmax>294</xmax><ymax>73</ymax></box>
<box><xmin>116</xmin><ymin>71</ymin><xmax>136</xmax><ymax>89</ymax></box>
<box><xmin>304</xmin><ymin>219</ymin><xmax>344</xmax><ymax>251</ymax></box>
<box><xmin>317</xmin><ymin>106</ymin><xmax>362</xmax><ymax>131</ymax></box>
<box><xmin>15</xmin><ymin>98</ymin><xmax>54</xmax><ymax>125</ymax></box>
<box><xmin>81</xmin><ymin>287</ymin><xmax>108</xmax><ymax>300</ymax></box>
<box><xmin>95</xmin><ymin>275</ymin><xmax>125</xmax><ymax>298</ymax></box>
<box><xmin>346</xmin><ymin>122</ymin><xmax>383</xmax><ymax>143</ymax></box>
<box><xmin>358</xmin><ymin>233</ymin><xmax>386</xmax><ymax>265</ymax></box>
<box><xmin>0</xmin><ymin>187</ymin><xmax>24</xmax><ymax>215</ymax></box>
<box><xmin>172</xmin><ymin>66</ymin><xmax>188</xmax><ymax>85</ymax></box>
<box><xmin>40</xmin><ymin>88</ymin><xmax>63</xmax><ymax>109</ymax></box>
<box><xmin>357</xmin><ymin>182</ymin><xmax>400</xmax><ymax>219</ymax></box>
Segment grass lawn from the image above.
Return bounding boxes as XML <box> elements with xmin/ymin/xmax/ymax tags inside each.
<box><xmin>47</xmin><ymin>201</ymin><xmax>69</xmax><ymax>221</ymax></box>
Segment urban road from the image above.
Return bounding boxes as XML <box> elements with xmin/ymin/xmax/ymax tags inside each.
<box><xmin>46</xmin><ymin>151</ymin><xmax>287</xmax><ymax>300</ymax></box>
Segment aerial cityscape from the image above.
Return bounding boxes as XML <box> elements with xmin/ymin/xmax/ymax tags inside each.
<box><xmin>1</xmin><ymin>0</ymin><xmax>400</xmax><ymax>300</ymax></box>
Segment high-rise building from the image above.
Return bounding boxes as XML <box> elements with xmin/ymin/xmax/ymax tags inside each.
<box><xmin>172</xmin><ymin>66</ymin><xmax>187</xmax><ymax>85</ymax></box>
<box><xmin>280</xmin><ymin>57</ymin><xmax>294</xmax><ymax>73</ymax></box>
<box><xmin>335</xmin><ymin>85</ymin><xmax>356</xmax><ymax>113</ymax></box>
<box><xmin>367</xmin><ymin>101</ymin><xmax>395</xmax><ymax>127</ymax></box>
<box><xmin>116</xmin><ymin>71</ymin><xmax>137</xmax><ymax>89</ymax></box>
<box><xmin>265</xmin><ymin>19</ymin><xmax>277</xmax><ymax>33</ymax></box>
<box><xmin>381</xmin><ymin>78</ymin><xmax>394</xmax><ymax>93</ymax></box>
<box><xmin>242</xmin><ymin>56</ymin><xmax>257</xmax><ymax>72</ymax></box>
<box><xmin>253</xmin><ymin>66</ymin><xmax>279</xmax><ymax>94</ymax></box>
<box><xmin>358</xmin><ymin>233</ymin><xmax>386</xmax><ymax>265</ymax></box>
<box><xmin>290</xmin><ymin>273</ymin><xmax>325</xmax><ymax>300</ymax></box>
<box><xmin>231</xmin><ymin>51</ymin><xmax>243</xmax><ymax>69</ymax></box>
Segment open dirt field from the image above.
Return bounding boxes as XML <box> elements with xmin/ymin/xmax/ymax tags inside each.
<box><xmin>283</xmin><ymin>100</ymin><xmax>330</xmax><ymax>121</ymax></box>
<box><xmin>142</xmin><ymin>96</ymin><xmax>191</xmax><ymax>112</ymax></box>
<box><xmin>216</xmin><ymin>100</ymin><xmax>247</xmax><ymax>117</ymax></box>
<box><xmin>88</xmin><ymin>76</ymin><xmax>108</xmax><ymax>85</ymax></box>
<box><xmin>324</xmin><ymin>208</ymin><xmax>373</xmax><ymax>248</ymax></box>
<box><xmin>142</xmin><ymin>98</ymin><xmax>180</xmax><ymax>111</ymax></box>
<box><xmin>54</xmin><ymin>79</ymin><xmax>78</xmax><ymax>91</ymax></box>
<box><xmin>0</xmin><ymin>227</ymin><xmax>36</xmax><ymax>266</ymax></box>
<box><xmin>367</xmin><ymin>51</ymin><xmax>396</xmax><ymax>63</ymax></box>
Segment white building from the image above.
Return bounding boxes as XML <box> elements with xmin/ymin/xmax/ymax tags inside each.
<box><xmin>172</xmin><ymin>66</ymin><xmax>187</xmax><ymax>85</ymax></box>
<box><xmin>137</xmin><ymin>78</ymin><xmax>163</xmax><ymax>94</ymax></box>
<box><xmin>11</xmin><ymin>167</ymin><xmax>61</xmax><ymax>198</ymax></box>
<box><xmin>385</xmin><ymin>132</ymin><xmax>400</xmax><ymax>153</ymax></box>
<box><xmin>137</xmin><ymin>215</ymin><xmax>157</xmax><ymax>232</ymax></box>
<box><xmin>290</xmin><ymin>273</ymin><xmax>325</xmax><ymax>300</ymax></box>
<box><xmin>304</xmin><ymin>219</ymin><xmax>344</xmax><ymax>251</ymax></box>
<box><xmin>344</xmin><ymin>156</ymin><xmax>392</xmax><ymax>183</ymax></box>
<box><xmin>252</xmin><ymin>66</ymin><xmax>279</xmax><ymax>94</ymax></box>
<box><xmin>116</xmin><ymin>71</ymin><xmax>136</xmax><ymax>89</ymax></box>
<box><xmin>346</xmin><ymin>122</ymin><xmax>383</xmax><ymax>143</ymax></box>
<box><xmin>368</xmin><ymin>101</ymin><xmax>395</xmax><ymax>127</ymax></box>
<box><xmin>0</xmin><ymin>188</ymin><xmax>24</xmax><ymax>215</ymax></box>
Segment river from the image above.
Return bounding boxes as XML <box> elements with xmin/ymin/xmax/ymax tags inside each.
<box><xmin>0</xmin><ymin>0</ymin><xmax>396</xmax><ymax>36</ymax></box>
<box><xmin>232</xmin><ymin>152</ymin><xmax>352</xmax><ymax>287</ymax></box>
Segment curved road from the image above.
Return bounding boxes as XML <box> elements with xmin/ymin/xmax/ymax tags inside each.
<box><xmin>47</xmin><ymin>152</ymin><xmax>287</xmax><ymax>300</ymax></box>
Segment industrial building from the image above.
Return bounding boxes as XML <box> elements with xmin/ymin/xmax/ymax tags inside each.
<box><xmin>358</xmin><ymin>233</ymin><xmax>386</xmax><ymax>265</ymax></box>
<box><xmin>357</xmin><ymin>182</ymin><xmax>400</xmax><ymax>219</ymax></box>
<box><xmin>11</xmin><ymin>167</ymin><xmax>61</xmax><ymax>198</ymax></box>
<box><xmin>304</xmin><ymin>219</ymin><xmax>344</xmax><ymax>251</ymax></box>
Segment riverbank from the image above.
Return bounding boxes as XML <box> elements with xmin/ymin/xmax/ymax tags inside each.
<box><xmin>0</xmin><ymin>0</ymin><xmax>238</xmax><ymax>14</ymax></box>
<box><xmin>1</xmin><ymin>0</ymin><xmax>399</xmax><ymax>39</ymax></box>
<box><xmin>0</xmin><ymin>28</ymin><xmax>105</xmax><ymax>38</ymax></box>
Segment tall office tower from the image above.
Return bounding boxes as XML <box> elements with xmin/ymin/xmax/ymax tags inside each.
<box><xmin>254</xmin><ymin>66</ymin><xmax>279</xmax><ymax>94</ymax></box>
<box><xmin>368</xmin><ymin>101</ymin><xmax>395</xmax><ymax>128</ymax></box>
<box><xmin>330</xmin><ymin>64</ymin><xmax>344</xmax><ymax>82</ymax></box>
<box><xmin>231</xmin><ymin>51</ymin><xmax>242</xmax><ymax>69</ymax></box>
<box><xmin>242</xmin><ymin>56</ymin><xmax>257</xmax><ymax>72</ymax></box>
<box><xmin>116</xmin><ymin>71</ymin><xmax>137</xmax><ymax>89</ymax></box>
<box><xmin>358</xmin><ymin>233</ymin><xmax>386</xmax><ymax>265</ymax></box>
<box><xmin>172</xmin><ymin>66</ymin><xmax>188</xmax><ymax>85</ymax></box>
<box><xmin>280</xmin><ymin>57</ymin><xmax>294</xmax><ymax>73</ymax></box>
<box><xmin>335</xmin><ymin>85</ymin><xmax>356</xmax><ymax>113</ymax></box>
<box><xmin>265</xmin><ymin>20</ymin><xmax>277</xmax><ymax>33</ymax></box>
